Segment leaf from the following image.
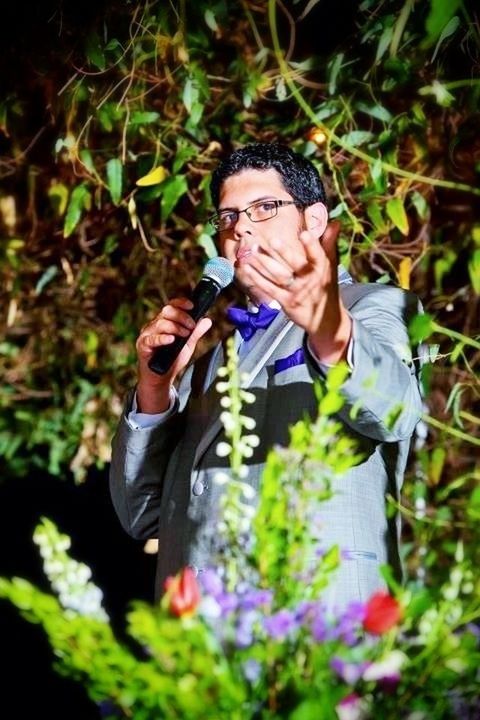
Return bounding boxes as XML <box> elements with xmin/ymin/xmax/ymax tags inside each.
<box><xmin>79</xmin><ymin>149</ymin><xmax>95</xmax><ymax>175</ymax></box>
<box><xmin>370</xmin><ymin>156</ymin><xmax>386</xmax><ymax>193</ymax></box>
<box><xmin>357</xmin><ymin>101</ymin><xmax>392</xmax><ymax>122</ymax></box>
<box><xmin>367</xmin><ymin>202</ymin><xmax>388</xmax><ymax>233</ymax></box>
<box><xmin>128</xmin><ymin>196</ymin><xmax>138</xmax><ymax>230</ymax></box>
<box><xmin>289</xmin><ymin>699</ymin><xmax>328</xmax><ymax>720</ymax></box>
<box><xmin>319</xmin><ymin>391</ymin><xmax>344</xmax><ymax>416</ymax></box>
<box><xmin>173</xmin><ymin>144</ymin><xmax>197</xmax><ymax>174</ymax></box>
<box><xmin>63</xmin><ymin>184</ymin><xmax>91</xmax><ymax>238</ymax></box>
<box><xmin>409</xmin><ymin>313</ymin><xmax>435</xmax><ymax>343</ymax></box>
<box><xmin>326</xmin><ymin>362</ymin><xmax>350</xmax><ymax>391</ymax></box>
<box><xmin>429</xmin><ymin>447</ymin><xmax>446</xmax><ymax>485</ymax></box>
<box><xmin>85</xmin><ymin>31</ymin><xmax>105</xmax><ymax>71</ymax></box>
<box><xmin>129</xmin><ymin>111</ymin><xmax>160</xmax><ymax>125</ymax></box>
<box><xmin>136</xmin><ymin>166</ymin><xmax>168</xmax><ymax>187</ymax></box>
<box><xmin>376</xmin><ymin>23</ymin><xmax>394</xmax><ymax>62</ymax></box>
<box><xmin>431</xmin><ymin>15</ymin><xmax>460</xmax><ymax>61</ymax></box>
<box><xmin>275</xmin><ymin>78</ymin><xmax>287</xmax><ymax>101</ymax></box>
<box><xmin>328</xmin><ymin>52</ymin><xmax>344</xmax><ymax>95</ymax></box>
<box><xmin>48</xmin><ymin>183</ymin><xmax>69</xmax><ymax>217</ymax></box>
<box><xmin>183</xmin><ymin>77</ymin><xmax>199</xmax><ymax>114</ymax></box>
<box><xmin>398</xmin><ymin>257</ymin><xmax>412</xmax><ymax>290</ymax></box>
<box><xmin>386</xmin><ymin>197</ymin><xmax>409</xmax><ymax>235</ymax></box>
<box><xmin>160</xmin><ymin>175</ymin><xmax>188</xmax><ymax>221</ymax></box>
<box><xmin>411</xmin><ymin>190</ymin><xmax>429</xmax><ymax>221</ymax></box>
<box><xmin>197</xmin><ymin>233</ymin><xmax>218</xmax><ymax>259</ymax></box>
<box><xmin>35</xmin><ymin>265</ymin><xmax>58</xmax><ymax>296</ymax></box>
<box><xmin>106</xmin><ymin>158</ymin><xmax>123</xmax><ymax>206</ymax></box>
<box><xmin>468</xmin><ymin>249</ymin><xmax>480</xmax><ymax>294</ymax></box>
<box><xmin>204</xmin><ymin>9</ymin><xmax>218</xmax><ymax>32</ymax></box>
<box><xmin>418</xmin><ymin>80</ymin><xmax>455</xmax><ymax>107</ymax></box>
<box><xmin>424</xmin><ymin>0</ymin><xmax>461</xmax><ymax>47</ymax></box>
<box><xmin>328</xmin><ymin>202</ymin><xmax>347</xmax><ymax>219</ymax></box>
<box><xmin>340</xmin><ymin>130</ymin><xmax>375</xmax><ymax>148</ymax></box>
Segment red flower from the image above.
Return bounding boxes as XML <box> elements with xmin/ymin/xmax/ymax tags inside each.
<box><xmin>164</xmin><ymin>567</ymin><xmax>201</xmax><ymax>618</ymax></box>
<box><xmin>363</xmin><ymin>590</ymin><xmax>402</xmax><ymax>635</ymax></box>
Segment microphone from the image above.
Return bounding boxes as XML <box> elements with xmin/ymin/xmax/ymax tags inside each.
<box><xmin>148</xmin><ymin>257</ymin><xmax>235</xmax><ymax>375</ymax></box>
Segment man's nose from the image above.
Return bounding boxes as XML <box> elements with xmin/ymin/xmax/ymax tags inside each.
<box><xmin>233</xmin><ymin>209</ymin><xmax>255</xmax><ymax>240</ymax></box>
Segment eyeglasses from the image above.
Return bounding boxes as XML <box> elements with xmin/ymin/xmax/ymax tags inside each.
<box><xmin>209</xmin><ymin>199</ymin><xmax>303</xmax><ymax>232</ymax></box>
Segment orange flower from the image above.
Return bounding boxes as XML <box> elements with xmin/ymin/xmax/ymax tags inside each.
<box><xmin>363</xmin><ymin>591</ymin><xmax>402</xmax><ymax>635</ymax></box>
<box><xmin>164</xmin><ymin>567</ymin><xmax>201</xmax><ymax>618</ymax></box>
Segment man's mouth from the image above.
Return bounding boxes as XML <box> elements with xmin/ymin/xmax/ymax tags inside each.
<box><xmin>236</xmin><ymin>247</ymin><xmax>253</xmax><ymax>261</ymax></box>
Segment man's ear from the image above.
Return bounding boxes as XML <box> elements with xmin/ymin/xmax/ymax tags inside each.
<box><xmin>304</xmin><ymin>202</ymin><xmax>328</xmax><ymax>235</ymax></box>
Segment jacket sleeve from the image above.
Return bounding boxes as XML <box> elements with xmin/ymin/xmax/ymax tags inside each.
<box><xmin>109</xmin><ymin>383</ymin><xmax>188</xmax><ymax>541</ymax></box>
<box><xmin>305</xmin><ymin>284</ymin><xmax>423</xmax><ymax>442</ymax></box>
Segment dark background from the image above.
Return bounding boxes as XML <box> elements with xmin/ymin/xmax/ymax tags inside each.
<box><xmin>0</xmin><ymin>468</ymin><xmax>156</xmax><ymax>718</ymax></box>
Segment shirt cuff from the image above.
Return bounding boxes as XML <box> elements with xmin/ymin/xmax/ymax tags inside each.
<box><xmin>306</xmin><ymin>335</ymin><xmax>354</xmax><ymax>373</ymax></box>
<box><xmin>127</xmin><ymin>387</ymin><xmax>178</xmax><ymax>429</ymax></box>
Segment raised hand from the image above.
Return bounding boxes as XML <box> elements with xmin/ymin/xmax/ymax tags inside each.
<box><xmin>237</xmin><ymin>221</ymin><xmax>352</xmax><ymax>364</ymax></box>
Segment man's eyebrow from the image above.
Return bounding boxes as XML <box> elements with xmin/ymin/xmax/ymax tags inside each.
<box><xmin>218</xmin><ymin>195</ymin><xmax>277</xmax><ymax>212</ymax></box>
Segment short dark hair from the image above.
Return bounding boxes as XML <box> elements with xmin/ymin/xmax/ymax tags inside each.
<box><xmin>210</xmin><ymin>142</ymin><xmax>327</xmax><ymax>209</ymax></box>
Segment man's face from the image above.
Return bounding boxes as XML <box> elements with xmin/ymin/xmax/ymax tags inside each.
<box><xmin>217</xmin><ymin>168</ymin><xmax>304</xmax><ymax>304</ymax></box>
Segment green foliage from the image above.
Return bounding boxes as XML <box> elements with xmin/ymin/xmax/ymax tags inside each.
<box><xmin>1</xmin><ymin>353</ymin><xmax>479</xmax><ymax>718</ymax></box>
<box><xmin>0</xmin><ymin>1</ymin><xmax>479</xmax><ymax>709</ymax></box>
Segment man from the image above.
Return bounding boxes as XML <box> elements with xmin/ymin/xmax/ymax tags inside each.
<box><xmin>109</xmin><ymin>142</ymin><xmax>422</xmax><ymax>608</ymax></box>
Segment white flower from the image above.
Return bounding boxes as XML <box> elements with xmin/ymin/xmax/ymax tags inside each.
<box><xmin>220</xmin><ymin>411</ymin><xmax>235</xmax><ymax>431</ymax></box>
<box><xmin>241</xmin><ymin>390</ymin><xmax>255</xmax><ymax>404</ymax></box>
<box><xmin>216</xmin><ymin>442</ymin><xmax>231</xmax><ymax>457</ymax></box>
<box><xmin>362</xmin><ymin>650</ymin><xmax>407</xmax><ymax>682</ymax></box>
<box><xmin>242</xmin><ymin>484</ymin><xmax>256</xmax><ymax>500</ymax></box>
<box><xmin>214</xmin><ymin>472</ymin><xmax>230</xmax><ymax>485</ymax></box>
<box><xmin>241</xmin><ymin>415</ymin><xmax>256</xmax><ymax>430</ymax></box>
<box><xmin>199</xmin><ymin>596</ymin><xmax>222</xmax><ymax>619</ymax></box>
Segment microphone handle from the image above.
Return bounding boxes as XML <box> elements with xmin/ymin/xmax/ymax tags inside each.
<box><xmin>147</xmin><ymin>278</ymin><xmax>221</xmax><ymax>375</ymax></box>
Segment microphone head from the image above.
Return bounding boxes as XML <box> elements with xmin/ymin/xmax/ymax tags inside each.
<box><xmin>203</xmin><ymin>257</ymin><xmax>234</xmax><ymax>289</ymax></box>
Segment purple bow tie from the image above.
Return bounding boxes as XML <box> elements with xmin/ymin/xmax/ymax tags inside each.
<box><xmin>226</xmin><ymin>303</ymin><xmax>280</xmax><ymax>341</ymax></box>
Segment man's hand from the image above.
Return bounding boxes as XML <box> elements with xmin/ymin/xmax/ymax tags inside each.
<box><xmin>238</xmin><ymin>221</ymin><xmax>352</xmax><ymax>364</ymax></box>
<box><xmin>136</xmin><ymin>298</ymin><xmax>212</xmax><ymax>413</ymax></box>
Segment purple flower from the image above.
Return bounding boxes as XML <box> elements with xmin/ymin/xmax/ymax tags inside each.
<box><xmin>242</xmin><ymin>658</ymin><xmax>262</xmax><ymax>683</ymax></box>
<box><xmin>235</xmin><ymin>610</ymin><xmax>257</xmax><ymax>648</ymax></box>
<box><xmin>240</xmin><ymin>588</ymin><xmax>273</xmax><ymax>610</ymax></box>
<box><xmin>216</xmin><ymin>591</ymin><xmax>238</xmax><ymax>616</ymax></box>
<box><xmin>200</xmin><ymin>568</ymin><xmax>224</xmax><ymax>598</ymax></box>
<box><xmin>294</xmin><ymin>600</ymin><xmax>317</xmax><ymax>624</ymax></box>
<box><xmin>263</xmin><ymin>609</ymin><xmax>298</xmax><ymax>640</ymax></box>
<box><xmin>332</xmin><ymin>601</ymin><xmax>365</xmax><ymax>646</ymax></box>
<box><xmin>331</xmin><ymin>657</ymin><xmax>370</xmax><ymax>684</ymax></box>
<box><xmin>310</xmin><ymin>603</ymin><xmax>334</xmax><ymax>642</ymax></box>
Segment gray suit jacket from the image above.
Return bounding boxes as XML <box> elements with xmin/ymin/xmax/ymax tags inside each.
<box><xmin>109</xmin><ymin>281</ymin><xmax>422</xmax><ymax>609</ymax></box>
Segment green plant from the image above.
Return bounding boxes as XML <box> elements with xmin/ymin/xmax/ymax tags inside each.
<box><xmin>1</xmin><ymin>341</ymin><xmax>479</xmax><ymax>718</ymax></box>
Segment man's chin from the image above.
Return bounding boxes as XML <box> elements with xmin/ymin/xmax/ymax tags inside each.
<box><xmin>234</xmin><ymin>277</ymin><xmax>272</xmax><ymax>306</ymax></box>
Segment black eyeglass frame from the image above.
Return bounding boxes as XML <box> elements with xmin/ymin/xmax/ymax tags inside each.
<box><xmin>208</xmin><ymin>199</ymin><xmax>304</xmax><ymax>232</ymax></box>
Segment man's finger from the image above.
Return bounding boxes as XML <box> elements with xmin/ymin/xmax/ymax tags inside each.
<box><xmin>319</xmin><ymin>221</ymin><xmax>341</xmax><ymax>264</ymax></box>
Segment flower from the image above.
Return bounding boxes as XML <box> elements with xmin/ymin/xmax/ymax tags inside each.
<box><xmin>263</xmin><ymin>609</ymin><xmax>298</xmax><ymax>640</ymax></box>
<box><xmin>164</xmin><ymin>567</ymin><xmax>201</xmax><ymax>618</ymax></box>
<box><xmin>336</xmin><ymin>693</ymin><xmax>368</xmax><ymax>720</ymax></box>
<box><xmin>330</xmin><ymin>657</ymin><xmax>370</xmax><ymax>684</ymax></box>
<box><xmin>362</xmin><ymin>590</ymin><xmax>402</xmax><ymax>635</ymax></box>
<box><xmin>362</xmin><ymin>650</ymin><xmax>407</xmax><ymax>691</ymax></box>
